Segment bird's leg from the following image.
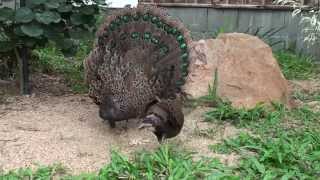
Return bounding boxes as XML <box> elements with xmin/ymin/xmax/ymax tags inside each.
<box><xmin>156</xmin><ymin>134</ymin><xmax>166</xmax><ymax>144</ymax></box>
<box><xmin>108</xmin><ymin>119</ymin><xmax>116</xmax><ymax>128</ymax></box>
<box><xmin>123</xmin><ymin>119</ymin><xmax>129</xmax><ymax>131</ymax></box>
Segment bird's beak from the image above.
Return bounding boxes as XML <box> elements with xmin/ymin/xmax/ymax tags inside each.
<box><xmin>138</xmin><ymin>122</ymin><xmax>156</xmax><ymax>133</ymax></box>
<box><xmin>138</xmin><ymin>122</ymin><xmax>153</xmax><ymax>129</ymax></box>
<box><xmin>138</xmin><ymin>114</ymin><xmax>158</xmax><ymax>131</ymax></box>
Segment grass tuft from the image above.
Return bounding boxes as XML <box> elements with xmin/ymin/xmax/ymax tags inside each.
<box><xmin>98</xmin><ymin>145</ymin><xmax>238</xmax><ymax>179</ymax></box>
<box><xmin>0</xmin><ymin>164</ymin><xmax>67</xmax><ymax>180</ymax></box>
<box><xmin>210</xmin><ymin>130</ymin><xmax>320</xmax><ymax>179</ymax></box>
<box><xmin>204</xmin><ymin>101</ymin><xmax>268</xmax><ymax>127</ymax></box>
<box><xmin>0</xmin><ymin>145</ymin><xmax>239</xmax><ymax>179</ymax></box>
<box><xmin>275</xmin><ymin>51</ymin><xmax>319</xmax><ymax>80</ymax></box>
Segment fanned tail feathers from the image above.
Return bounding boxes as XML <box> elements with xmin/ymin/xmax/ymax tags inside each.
<box><xmin>87</xmin><ymin>6</ymin><xmax>191</xmax><ymax>96</ymax></box>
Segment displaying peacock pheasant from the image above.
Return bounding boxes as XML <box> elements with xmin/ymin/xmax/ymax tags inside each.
<box><xmin>84</xmin><ymin>6</ymin><xmax>191</xmax><ymax>142</ymax></box>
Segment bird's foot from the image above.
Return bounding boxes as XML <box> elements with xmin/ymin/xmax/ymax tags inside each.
<box><xmin>122</xmin><ymin>120</ymin><xmax>129</xmax><ymax>131</ymax></box>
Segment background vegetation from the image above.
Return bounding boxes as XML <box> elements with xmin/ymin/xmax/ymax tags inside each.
<box><xmin>0</xmin><ymin>0</ymin><xmax>105</xmax><ymax>93</ymax></box>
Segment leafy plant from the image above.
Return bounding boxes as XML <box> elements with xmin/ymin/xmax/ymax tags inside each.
<box><xmin>212</xmin><ymin>25</ymin><xmax>286</xmax><ymax>48</ymax></box>
<box><xmin>0</xmin><ymin>0</ymin><xmax>104</xmax><ymax>54</ymax></box>
<box><xmin>194</xmin><ymin>69</ymin><xmax>223</xmax><ymax>107</ymax></box>
<box><xmin>0</xmin><ymin>0</ymin><xmax>105</xmax><ymax>93</ymax></box>
<box><xmin>31</xmin><ymin>41</ymin><xmax>90</xmax><ymax>93</ymax></box>
<box><xmin>276</xmin><ymin>0</ymin><xmax>320</xmax><ymax>46</ymax></box>
<box><xmin>244</xmin><ymin>26</ymin><xmax>286</xmax><ymax>48</ymax></box>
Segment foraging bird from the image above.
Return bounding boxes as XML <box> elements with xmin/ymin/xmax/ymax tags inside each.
<box><xmin>84</xmin><ymin>6</ymin><xmax>191</xmax><ymax>142</ymax></box>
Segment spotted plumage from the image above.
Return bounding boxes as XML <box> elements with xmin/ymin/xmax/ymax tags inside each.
<box><xmin>84</xmin><ymin>5</ymin><xmax>191</xmax><ymax>141</ymax></box>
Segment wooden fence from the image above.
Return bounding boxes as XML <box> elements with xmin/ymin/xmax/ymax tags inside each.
<box><xmin>138</xmin><ymin>2</ymin><xmax>320</xmax><ymax>61</ymax></box>
<box><xmin>0</xmin><ymin>0</ymin><xmax>19</xmax><ymax>9</ymax></box>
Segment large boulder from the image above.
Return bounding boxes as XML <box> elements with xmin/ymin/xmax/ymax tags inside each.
<box><xmin>184</xmin><ymin>33</ymin><xmax>290</xmax><ymax>108</ymax></box>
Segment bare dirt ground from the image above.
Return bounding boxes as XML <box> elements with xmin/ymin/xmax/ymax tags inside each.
<box><xmin>1</xmin><ymin>74</ymin><xmax>318</xmax><ymax>174</ymax></box>
<box><xmin>0</xmin><ymin>74</ymin><xmax>241</xmax><ymax>174</ymax></box>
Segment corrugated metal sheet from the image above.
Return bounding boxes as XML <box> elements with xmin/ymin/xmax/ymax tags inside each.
<box><xmin>0</xmin><ymin>0</ymin><xmax>19</xmax><ymax>9</ymax></box>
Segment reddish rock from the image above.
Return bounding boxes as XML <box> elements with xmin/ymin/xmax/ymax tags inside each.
<box><xmin>184</xmin><ymin>33</ymin><xmax>290</xmax><ymax>108</ymax></box>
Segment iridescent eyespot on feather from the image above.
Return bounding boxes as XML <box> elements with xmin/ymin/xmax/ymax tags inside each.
<box><xmin>143</xmin><ymin>13</ymin><xmax>151</xmax><ymax>21</ymax></box>
<box><xmin>180</xmin><ymin>43</ymin><xmax>187</xmax><ymax>50</ymax></box>
<box><xmin>151</xmin><ymin>16</ymin><xmax>159</xmax><ymax>24</ymax></box>
<box><xmin>131</xmin><ymin>32</ymin><xmax>140</xmax><ymax>39</ymax></box>
<box><xmin>181</xmin><ymin>53</ymin><xmax>188</xmax><ymax>62</ymax></box>
<box><xmin>122</xmin><ymin>15</ymin><xmax>131</xmax><ymax>23</ymax></box>
<box><xmin>133</xmin><ymin>13</ymin><xmax>141</xmax><ymax>21</ymax></box>
<box><xmin>177</xmin><ymin>35</ymin><xmax>184</xmax><ymax>43</ymax></box>
<box><xmin>159</xmin><ymin>45</ymin><xmax>169</xmax><ymax>56</ymax></box>
<box><xmin>114</xmin><ymin>17</ymin><xmax>122</xmax><ymax>26</ymax></box>
<box><xmin>171</xmin><ymin>28</ymin><xmax>178</xmax><ymax>35</ymax></box>
<box><xmin>151</xmin><ymin>36</ymin><xmax>159</xmax><ymax>44</ymax></box>
<box><xmin>164</xmin><ymin>24</ymin><xmax>172</xmax><ymax>34</ymax></box>
<box><xmin>143</xmin><ymin>32</ymin><xmax>152</xmax><ymax>40</ymax></box>
<box><xmin>182</xmin><ymin>70</ymin><xmax>188</xmax><ymax>78</ymax></box>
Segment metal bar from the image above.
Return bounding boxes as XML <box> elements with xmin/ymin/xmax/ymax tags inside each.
<box><xmin>139</xmin><ymin>2</ymin><xmax>311</xmax><ymax>10</ymax></box>
<box><xmin>18</xmin><ymin>47</ymin><xmax>30</xmax><ymax>95</ymax></box>
<box><xmin>18</xmin><ymin>0</ymin><xmax>31</xmax><ymax>95</ymax></box>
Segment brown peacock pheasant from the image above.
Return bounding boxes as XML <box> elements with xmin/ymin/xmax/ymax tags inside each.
<box><xmin>84</xmin><ymin>6</ymin><xmax>191</xmax><ymax>142</ymax></box>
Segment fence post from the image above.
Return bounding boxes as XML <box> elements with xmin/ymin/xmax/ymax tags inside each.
<box><xmin>18</xmin><ymin>0</ymin><xmax>31</xmax><ymax>95</ymax></box>
<box><xmin>18</xmin><ymin>47</ymin><xmax>30</xmax><ymax>94</ymax></box>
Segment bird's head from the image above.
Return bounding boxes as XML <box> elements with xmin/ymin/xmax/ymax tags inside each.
<box><xmin>139</xmin><ymin>111</ymin><xmax>183</xmax><ymax>143</ymax></box>
<box><xmin>139</xmin><ymin>114</ymin><xmax>166</xmax><ymax>142</ymax></box>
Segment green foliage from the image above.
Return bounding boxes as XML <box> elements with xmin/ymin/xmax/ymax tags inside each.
<box><xmin>186</xmin><ymin>69</ymin><xmax>223</xmax><ymax>108</ymax></box>
<box><xmin>244</xmin><ymin>26</ymin><xmax>286</xmax><ymax>48</ymax></box>
<box><xmin>204</xmin><ymin>84</ymin><xmax>320</xmax><ymax>179</ymax></box>
<box><xmin>204</xmin><ymin>101</ymin><xmax>268</xmax><ymax>127</ymax></box>
<box><xmin>276</xmin><ymin>0</ymin><xmax>320</xmax><ymax>46</ymax></box>
<box><xmin>212</xmin><ymin>25</ymin><xmax>285</xmax><ymax>48</ymax></box>
<box><xmin>293</xmin><ymin>90</ymin><xmax>320</xmax><ymax>102</ymax></box>
<box><xmin>99</xmin><ymin>145</ymin><xmax>238</xmax><ymax>179</ymax></box>
<box><xmin>31</xmin><ymin>41</ymin><xmax>91</xmax><ymax>93</ymax></box>
<box><xmin>0</xmin><ymin>145</ymin><xmax>239</xmax><ymax>179</ymax></box>
<box><xmin>210</xmin><ymin>130</ymin><xmax>320</xmax><ymax>179</ymax></box>
<box><xmin>275</xmin><ymin>51</ymin><xmax>319</xmax><ymax>80</ymax></box>
<box><xmin>0</xmin><ymin>0</ymin><xmax>105</xmax><ymax>57</ymax></box>
<box><xmin>0</xmin><ymin>164</ymin><xmax>67</xmax><ymax>180</ymax></box>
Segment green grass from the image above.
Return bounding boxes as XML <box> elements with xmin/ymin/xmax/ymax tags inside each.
<box><xmin>205</xmin><ymin>96</ymin><xmax>320</xmax><ymax>179</ymax></box>
<box><xmin>201</xmin><ymin>63</ymin><xmax>320</xmax><ymax>179</ymax></box>
<box><xmin>31</xmin><ymin>41</ymin><xmax>92</xmax><ymax>93</ymax></box>
<box><xmin>210</xmin><ymin>129</ymin><xmax>320</xmax><ymax>179</ymax></box>
<box><xmin>293</xmin><ymin>90</ymin><xmax>320</xmax><ymax>102</ymax></box>
<box><xmin>275</xmin><ymin>51</ymin><xmax>319</xmax><ymax>80</ymax></box>
<box><xmin>0</xmin><ymin>145</ymin><xmax>239</xmax><ymax>179</ymax></box>
<box><xmin>204</xmin><ymin>101</ymin><xmax>268</xmax><ymax>127</ymax></box>
<box><xmin>0</xmin><ymin>164</ymin><xmax>68</xmax><ymax>180</ymax></box>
